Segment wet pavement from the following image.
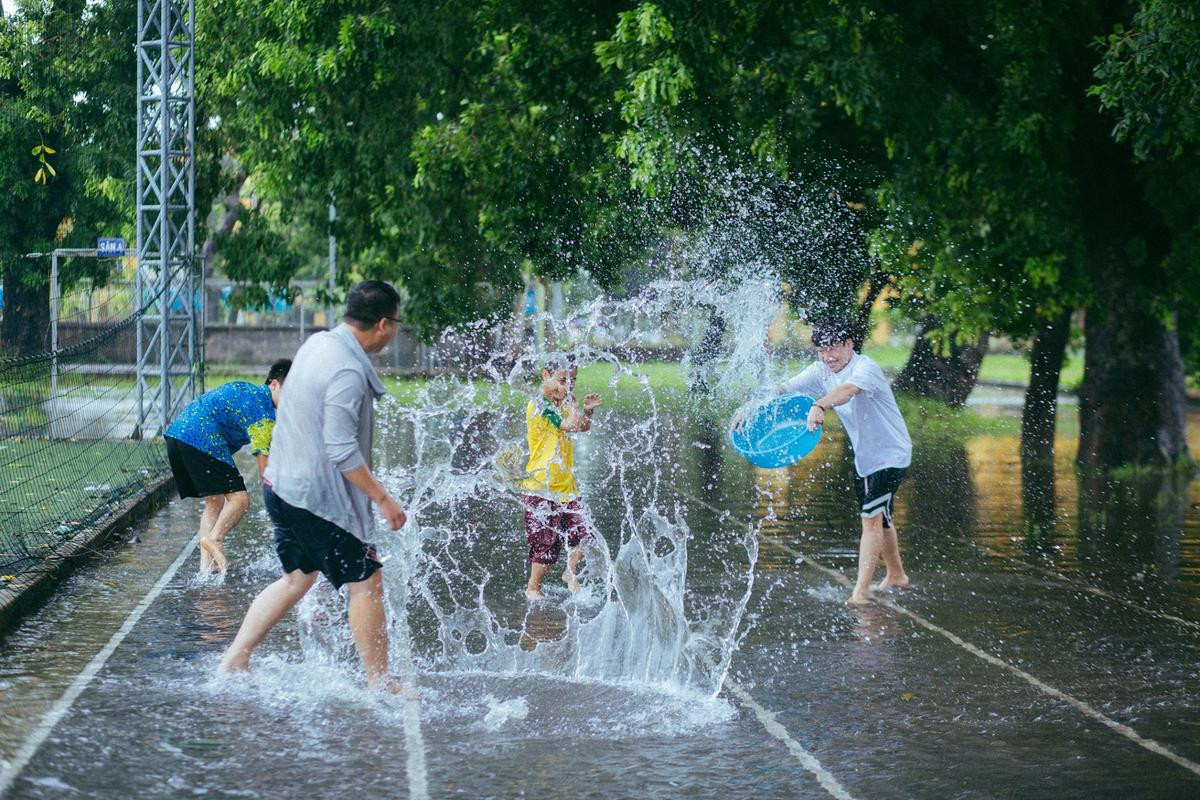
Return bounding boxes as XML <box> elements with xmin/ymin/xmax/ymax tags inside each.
<box><xmin>0</xmin><ymin>392</ymin><xmax>1198</xmax><ymax>799</ymax></box>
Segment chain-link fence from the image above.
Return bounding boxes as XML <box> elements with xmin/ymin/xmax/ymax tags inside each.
<box><xmin>0</xmin><ymin>255</ymin><xmax>178</xmax><ymax>581</ymax></box>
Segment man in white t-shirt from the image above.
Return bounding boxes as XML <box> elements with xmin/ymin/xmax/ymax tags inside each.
<box><xmin>777</xmin><ymin>318</ymin><xmax>913</xmax><ymax>604</ymax></box>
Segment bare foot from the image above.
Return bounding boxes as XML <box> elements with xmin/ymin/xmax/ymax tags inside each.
<box><xmin>562</xmin><ymin>570</ymin><xmax>581</xmax><ymax>593</ymax></box>
<box><xmin>525</xmin><ymin>588</ymin><xmax>544</xmax><ymax>601</ymax></box>
<box><xmin>846</xmin><ymin>592</ymin><xmax>872</xmax><ymax>606</ymax></box>
<box><xmin>200</xmin><ymin>538</ymin><xmax>228</xmax><ymax>573</ymax></box>
<box><xmin>379</xmin><ymin>677</ymin><xmax>420</xmax><ymax>700</ymax></box>
<box><xmin>874</xmin><ymin>574</ymin><xmax>910</xmax><ymax>592</ymax></box>
<box><xmin>216</xmin><ymin>654</ymin><xmax>248</xmax><ymax>676</ymax></box>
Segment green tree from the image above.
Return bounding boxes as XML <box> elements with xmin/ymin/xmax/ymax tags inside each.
<box><xmin>0</xmin><ymin>0</ymin><xmax>135</xmax><ymax>358</ymax></box>
<box><xmin>196</xmin><ymin>0</ymin><xmax>539</xmax><ymax>336</ymax></box>
<box><xmin>590</xmin><ymin>1</ymin><xmax>1190</xmax><ymax>468</ymax></box>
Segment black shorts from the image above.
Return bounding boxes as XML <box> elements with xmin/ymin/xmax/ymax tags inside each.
<box><xmin>263</xmin><ymin>485</ymin><xmax>383</xmax><ymax>589</ymax></box>
<box><xmin>854</xmin><ymin>467</ymin><xmax>907</xmax><ymax>529</ymax></box>
<box><xmin>165</xmin><ymin>436</ymin><xmax>246</xmax><ymax>499</ymax></box>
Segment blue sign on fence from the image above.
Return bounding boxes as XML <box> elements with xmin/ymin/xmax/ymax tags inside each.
<box><xmin>97</xmin><ymin>237</ymin><xmax>126</xmax><ymax>257</ymax></box>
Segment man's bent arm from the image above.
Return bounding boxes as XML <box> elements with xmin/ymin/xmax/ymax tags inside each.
<box><xmin>806</xmin><ymin>383</ymin><xmax>862</xmax><ymax>432</ymax></box>
<box><xmin>342</xmin><ymin>464</ymin><xmax>406</xmax><ymax>530</ymax></box>
<box><xmin>815</xmin><ymin>383</ymin><xmax>861</xmax><ymax>410</ymax></box>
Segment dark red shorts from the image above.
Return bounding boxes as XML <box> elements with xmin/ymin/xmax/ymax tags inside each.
<box><xmin>522</xmin><ymin>495</ymin><xmax>593</xmax><ymax>565</ymax></box>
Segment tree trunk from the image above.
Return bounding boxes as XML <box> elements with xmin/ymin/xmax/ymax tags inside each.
<box><xmin>1068</xmin><ymin>52</ymin><xmax>1184</xmax><ymax>470</ymax></box>
<box><xmin>1076</xmin><ymin>300</ymin><xmax>1188</xmax><ymax>469</ymax></box>
<box><xmin>893</xmin><ymin>317</ymin><xmax>988</xmax><ymax>407</ymax></box>
<box><xmin>1020</xmin><ymin>311</ymin><xmax>1072</xmax><ymax>543</ymax></box>
<box><xmin>0</xmin><ymin>262</ymin><xmax>51</xmax><ymax>359</ymax></box>
<box><xmin>195</xmin><ymin>173</ymin><xmax>247</xmax><ymax>368</ymax></box>
<box><xmin>1020</xmin><ymin>311</ymin><xmax>1072</xmax><ymax>465</ymax></box>
<box><xmin>852</xmin><ymin>267</ymin><xmax>891</xmax><ymax>351</ymax></box>
<box><xmin>199</xmin><ymin>172</ymin><xmax>246</xmax><ymax>282</ymax></box>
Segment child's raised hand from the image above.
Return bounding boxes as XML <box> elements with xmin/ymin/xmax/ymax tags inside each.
<box><xmin>583</xmin><ymin>393</ymin><xmax>602</xmax><ymax>412</ymax></box>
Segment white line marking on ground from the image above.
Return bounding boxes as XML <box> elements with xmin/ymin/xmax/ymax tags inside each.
<box><xmin>684</xmin><ymin>507</ymin><xmax>857</xmax><ymax>798</ymax></box>
<box><xmin>679</xmin><ymin>490</ymin><xmax>1200</xmax><ymax>779</ymax></box>
<box><xmin>0</xmin><ymin>533</ymin><xmax>200</xmax><ymax>798</ymax></box>
<box><xmin>779</xmin><ymin>539</ymin><xmax>1200</xmax><ymax>779</ymax></box>
<box><xmin>722</xmin><ymin>677</ymin><xmax>858</xmax><ymax>800</ymax></box>
<box><xmin>400</xmin><ymin>695</ymin><xmax>428</xmax><ymax>800</ymax></box>
<box><xmin>392</xmin><ymin>542</ymin><xmax>429</xmax><ymax>800</ymax></box>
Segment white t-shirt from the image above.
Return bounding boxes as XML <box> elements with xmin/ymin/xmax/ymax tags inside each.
<box><xmin>781</xmin><ymin>352</ymin><xmax>912</xmax><ymax>477</ymax></box>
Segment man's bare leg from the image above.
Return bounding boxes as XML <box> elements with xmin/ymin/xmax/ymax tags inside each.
<box><xmin>200</xmin><ymin>490</ymin><xmax>250</xmax><ymax>573</ymax></box>
<box><xmin>347</xmin><ymin>571</ymin><xmax>416</xmax><ymax>697</ymax></box>
<box><xmin>561</xmin><ymin>548</ymin><xmax>583</xmax><ymax>593</ymax></box>
<box><xmin>217</xmin><ymin>569</ymin><xmax>317</xmax><ymax>674</ymax></box>
<box><xmin>849</xmin><ymin>514</ymin><xmax>885</xmax><ymax>605</ymax></box>
<box><xmin>526</xmin><ymin>562</ymin><xmax>550</xmax><ymax>599</ymax></box>
<box><xmin>874</xmin><ymin>524</ymin><xmax>910</xmax><ymax>591</ymax></box>
<box><xmin>198</xmin><ymin>496</ymin><xmax>223</xmax><ymax>573</ymax></box>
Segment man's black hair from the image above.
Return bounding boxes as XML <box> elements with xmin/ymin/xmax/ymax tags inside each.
<box><xmin>343</xmin><ymin>280</ymin><xmax>401</xmax><ymax>329</ymax></box>
<box><xmin>266</xmin><ymin>358</ymin><xmax>292</xmax><ymax>385</ymax></box>
<box><xmin>810</xmin><ymin>317</ymin><xmax>854</xmax><ymax>347</ymax></box>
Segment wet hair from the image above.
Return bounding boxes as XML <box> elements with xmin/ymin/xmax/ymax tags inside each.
<box><xmin>343</xmin><ymin>280</ymin><xmax>401</xmax><ymax>329</ymax></box>
<box><xmin>265</xmin><ymin>358</ymin><xmax>292</xmax><ymax>385</ymax></box>
<box><xmin>811</xmin><ymin>317</ymin><xmax>853</xmax><ymax>347</ymax></box>
<box><xmin>542</xmin><ymin>354</ymin><xmax>576</xmax><ymax>375</ymax></box>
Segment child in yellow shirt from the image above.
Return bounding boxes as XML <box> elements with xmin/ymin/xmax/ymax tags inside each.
<box><xmin>519</xmin><ymin>363</ymin><xmax>601</xmax><ymax>599</ymax></box>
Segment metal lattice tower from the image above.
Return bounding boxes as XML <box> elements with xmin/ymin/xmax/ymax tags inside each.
<box><xmin>135</xmin><ymin>0</ymin><xmax>199</xmax><ymax>438</ymax></box>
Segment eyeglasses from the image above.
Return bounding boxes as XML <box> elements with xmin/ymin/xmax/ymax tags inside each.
<box><xmin>381</xmin><ymin>315</ymin><xmax>401</xmax><ymax>325</ymax></box>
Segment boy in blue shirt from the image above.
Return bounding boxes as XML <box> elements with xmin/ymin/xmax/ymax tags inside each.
<box><xmin>165</xmin><ymin>359</ymin><xmax>291</xmax><ymax>572</ymax></box>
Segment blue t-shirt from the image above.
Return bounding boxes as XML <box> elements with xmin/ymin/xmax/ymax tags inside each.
<box><xmin>165</xmin><ymin>381</ymin><xmax>275</xmax><ymax>466</ymax></box>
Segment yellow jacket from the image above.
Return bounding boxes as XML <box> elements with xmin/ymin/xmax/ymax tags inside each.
<box><xmin>519</xmin><ymin>398</ymin><xmax>578</xmax><ymax>501</ymax></box>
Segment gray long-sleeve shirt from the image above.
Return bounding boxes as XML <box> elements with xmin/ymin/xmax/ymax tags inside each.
<box><xmin>263</xmin><ymin>324</ymin><xmax>386</xmax><ymax>540</ymax></box>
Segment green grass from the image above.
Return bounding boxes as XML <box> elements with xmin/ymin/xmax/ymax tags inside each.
<box><xmin>376</xmin><ymin>361</ymin><xmax>695</xmax><ymax>415</ymax></box>
<box><xmin>896</xmin><ymin>393</ymin><xmax>1019</xmax><ymax>439</ymax></box>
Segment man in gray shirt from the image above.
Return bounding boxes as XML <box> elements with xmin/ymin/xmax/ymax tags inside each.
<box><xmin>218</xmin><ymin>280</ymin><xmax>411</xmax><ymax>694</ymax></box>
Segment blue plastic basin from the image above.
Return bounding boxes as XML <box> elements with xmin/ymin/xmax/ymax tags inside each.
<box><xmin>728</xmin><ymin>394</ymin><xmax>823</xmax><ymax>468</ymax></box>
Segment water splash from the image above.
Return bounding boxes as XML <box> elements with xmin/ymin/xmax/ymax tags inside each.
<box><xmin>322</xmin><ymin>274</ymin><xmax>793</xmax><ymax>702</ymax></box>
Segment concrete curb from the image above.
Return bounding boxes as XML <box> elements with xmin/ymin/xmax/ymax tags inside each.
<box><xmin>0</xmin><ymin>471</ymin><xmax>177</xmax><ymax>632</ymax></box>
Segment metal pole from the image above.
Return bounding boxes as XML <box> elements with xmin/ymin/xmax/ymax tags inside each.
<box><xmin>157</xmin><ymin>0</ymin><xmax>170</xmax><ymax>434</ymax></box>
<box><xmin>328</xmin><ymin>200</ymin><xmax>336</xmax><ymax>327</ymax></box>
<box><xmin>50</xmin><ymin>251</ymin><xmax>60</xmax><ymax>439</ymax></box>
<box><xmin>187</xmin><ymin>0</ymin><xmax>200</xmax><ymax>399</ymax></box>
<box><xmin>135</xmin><ymin>0</ymin><xmax>195</xmax><ymax>436</ymax></box>
<box><xmin>134</xmin><ymin>0</ymin><xmax>146</xmax><ymax>438</ymax></box>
